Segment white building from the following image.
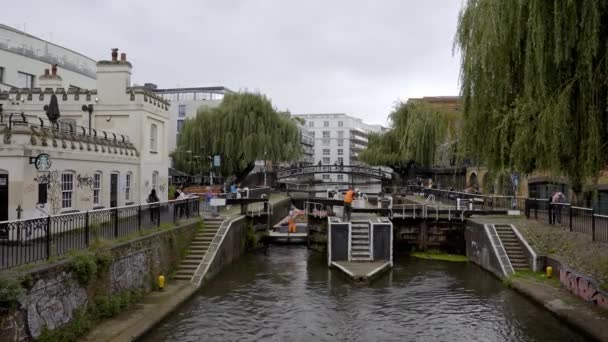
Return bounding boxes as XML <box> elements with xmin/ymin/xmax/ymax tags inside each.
<box><xmin>293</xmin><ymin>113</ymin><xmax>383</xmax><ymax>183</ymax></box>
<box><xmin>0</xmin><ymin>49</ymin><xmax>170</xmax><ymax>220</ymax></box>
<box><xmin>154</xmin><ymin>86</ymin><xmax>232</xmax><ymax>156</ymax></box>
<box><xmin>0</xmin><ymin>24</ymin><xmax>96</xmax><ymax>91</ymax></box>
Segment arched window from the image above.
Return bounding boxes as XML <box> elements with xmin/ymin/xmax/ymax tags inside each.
<box><xmin>152</xmin><ymin>171</ymin><xmax>159</xmax><ymax>191</ymax></box>
<box><xmin>61</xmin><ymin>171</ymin><xmax>75</xmax><ymax>209</ymax></box>
<box><xmin>150</xmin><ymin>124</ymin><xmax>158</xmax><ymax>151</ymax></box>
<box><xmin>125</xmin><ymin>172</ymin><xmax>133</xmax><ymax>201</ymax></box>
<box><xmin>93</xmin><ymin>171</ymin><xmax>102</xmax><ymax>206</ymax></box>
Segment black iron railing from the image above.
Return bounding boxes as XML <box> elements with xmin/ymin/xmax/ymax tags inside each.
<box><xmin>0</xmin><ymin>197</ymin><xmax>200</xmax><ymax>270</ymax></box>
<box><xmin>398</xmin><ymin>186</ymin><xmax>608</xmax><ymax>243</ymax></box>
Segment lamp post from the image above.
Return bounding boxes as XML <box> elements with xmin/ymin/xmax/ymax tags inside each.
<box><xmin>81</xmin><ymin>99</ymin><xmax>97</xmax><ymax>134</ymax></box>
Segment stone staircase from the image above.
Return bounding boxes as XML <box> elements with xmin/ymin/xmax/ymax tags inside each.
<box><xmin>351</xmin><ymin>221</ymin><xmax>372</xmax><ymax>261</ymax></box>
<box><xmin>174</xmin><ymin>217</ymin><xmax>224</xmax><ymax>281</ymax></box>
<box><xmin>495</xmin><ymin>224</ymin><xmax>529</xmax><ymax>270</ymax></box>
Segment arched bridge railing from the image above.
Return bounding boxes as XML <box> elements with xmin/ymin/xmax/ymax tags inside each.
<box><xmin>277</xmin><ymin>165</ymin><xmax>392</xmax><ymax>180</ymax></box>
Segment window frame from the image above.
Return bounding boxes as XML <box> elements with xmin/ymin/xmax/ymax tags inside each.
<box><xmin>150</xmin><ymin>124</ymin><xmax>158</xmax><ymax>152</ymax></box>
<box><xmin>125</xmin><ymin>172</ymin><xmax>132</xmax><ymax>201</ymax></box>
<box><xmin>17</xmin><ymin>71</ymin><xmax>35</xmax><ymax>89</ymax></box>
<box><xmin>337</xmin><ymin>149</ymin><xmax>343</xmax><ymax>156</ymax></box>
<box><xmin>61</xmin><ymin>172</ymin><xmax>75</xmax><ymax>209</ymax></box>
<box><xmin>323</xmin><ymin>149</ymin><xmax>330</xmax><ymax>156</ymax></box>
<box><xmin>322</xmin><ymin>131</ymin><xmax>330</xmax><ymax>138</ymax></box>
<box><xmin>338</xmin><ymin>121</ymin><xmax>344</xmax><ymax>127</ymax></box>
<box><xmin>322</xmin><ymin>157</ymin><xmax>330</xmax><ymax>164</ymax></box>
<box><xmin>178</xmin><ymin>104</ymin><xmax>186</xmax><ymax>117</ymax></box>
<box><xmin>93</xmin><ymin>171</ymin><xmax>102</xmax><ymax>206</ymax></box>
<box><xmin>323</xmin><ymin>121</ymin><xmax>329</xmax><ymax>127</ymax></box>
<box><xmin>152</xmin><ymin>171</ymin><xmax>159</xmax><ymax>191</ymax></box>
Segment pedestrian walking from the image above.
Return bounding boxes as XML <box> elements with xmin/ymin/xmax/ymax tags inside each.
<box><xmin>552</xmin><ymin>191</ymin><xmax>566</xmax><ymax>224</ymax></box>
<box><xmin>147</xmin><ymin>189</ymin><xmax>160</xmax><ymax>224</ymax></box>
<box><xmin>343</xmin><ymin>187</ymin><xmax>355</xmax><ymax>222</ymax></box>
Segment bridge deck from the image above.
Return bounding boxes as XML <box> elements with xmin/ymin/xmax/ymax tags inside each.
<box><xmin>332</xmin><ymin>261</ymin><xmax>391</xmax><ymax>282</ymax></box>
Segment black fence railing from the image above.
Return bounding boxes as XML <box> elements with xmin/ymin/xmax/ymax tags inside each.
<box><xmin>395</xmin><ymin>185</ymin><xmax>608</xmax><ymax>243</ymax></box>
<box><xmin>0</xmin><ymin>197</ymin><xmax>200</xmax><ymax>270</ymax></box>
<box><xmin>524</xmin><ymin>198</ymin><xmax>608</xmax><ymax>243</ymax></box>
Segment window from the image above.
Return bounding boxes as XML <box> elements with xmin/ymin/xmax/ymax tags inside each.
<box><xmin>308</xmin><ymin>121</ymin><xmax>314</xmax><ymax>128</ymax></box>
<box><xmin>323</xmin><ymin>139</ymin><xmax>330</xmax><ymax>145</ymax></box>
<box><xmin>0</xmin><ymin>67</ymin><xmax>4</xmax><ymax>83</ymax></box>
<box><xmin>338</xmin><ymin>121</ymin><xmax>344</xmax><ymax>127</ymax></box>
<box><xmin>322</xmin><ymin>157</ymin><xmax>330</xmax><ymax>164</ymax></box>
<box><xmin>338</xmin><ymin>139</ymin><xmax>344</xmax><ymax>147</ymax></box>
<box><xmin>338</xmin><ymin>149</ymin><xmax>343</xmax><ymax>156</ymax></box>
<box><xmin>93</xmin><ymin>172</ymin><xmax>102</xmax><ymax>206</ymax></box>
<box><xmin>125</xmin><ymin>172</ymin><xmax>132</xmax><ymax>201</ymax></box>
<box><xmin>150</xmin><ymin>124</ymin><xmax>158</xmax><ymax>151</ymax></box>
<box><xmin>61</xmin><ymin>172</ymin><xmax>74</xmax><ymax>209</ymax></box>
<box><xmin>311</xmin><ymin>131</ymin><xmax>315</xmax><ymax>138</ymax></box>
<box><xmin>152</xmin><ymin>171</ymin><xmax>159</xmax><ymax>191</ymax></box>
<box><xmin>177</xmin><ymin>120</ymin><xmax>184</xmax><ymax>133</ymax></box>
<box><xmin>338</xmin><ymin>157</ymin><xmax>344</xmax><ymax>164</ymax></box>
<box><xmin>17</xmin><ymin>71</ymin><xmax>35</xmax><ymax>88</ymax></box>
<box><xmin>322</xmin><ymin>131</ymin><xmax>330</xmax><ymax>138</ymax></box>
<box><xmin>322</xmin><ymin>174</ymin><xmax>330</xmax><ymax>180</ymax></box>
<box><xmin>323</xmin><ymin>149</ymin><xmax>330</xmax><ymax>156</ymax></box>
<box><xmin>178</xmin><ymin>104</ymin><xmax>186</xmax><ymax>117</ymax></box>
<box><xmin>338</xmin><ymin>131</ymin><xmax>344</xmax><ymax>138</ymax></box>
<box><xmin>323</xmin><ymin>121</ymin><xmax>329</xmax><ymax>127</ymax></box>
<box><xmin>337</xmin><ymin>175</ymin><xmax>344</xmax><ymax>181</ymax></box>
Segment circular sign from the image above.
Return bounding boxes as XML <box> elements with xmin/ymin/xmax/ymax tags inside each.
<box><xmin>35</xmin><ymin>153</ymin><xmax>52</xmax><ymax>171</ymax></box>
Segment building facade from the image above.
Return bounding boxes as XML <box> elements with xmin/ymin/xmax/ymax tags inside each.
<box><xmin>293</xmin><ymin>113</ymin><xmax>383</xmax><ymax>183</ymax></box>
<box><xmin>0</xmin><ymin>49</ymin><xmax>170</xmax><ymax>220</ymax></box>
<box><xmin>153</xmin><ymin>86</ymin><xmax>232</xmax><ymax>156</ymax></box>
<box><xmin>0</xmin><ymin>24</ymin><xmax>97</xmax><ymax>91</ymax></box>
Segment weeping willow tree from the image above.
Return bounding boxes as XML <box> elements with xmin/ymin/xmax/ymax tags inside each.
<box><xmin>173</xmin><ymin>92</ymin><xmax>302</xmax><ymax>179</ymax></box>
<box><xmin>359</xmin><ymin>100</ymin><xmax>461</xmax><ymax>174</ymax></box>
<box><xmin>456</xmin><ymin>0</ymin><xmax>608</xmax><ymax>194</ymax></box>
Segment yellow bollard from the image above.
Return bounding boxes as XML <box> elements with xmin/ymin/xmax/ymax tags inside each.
<box><xmin>546</xmin><ymin>266</ymin><xmax>553</xmax><ymax>278</ymax></box>
<box><xmin>158</xmin><ymin>275</ymin><xmax>165</xmax><ymax>290</ymax></box>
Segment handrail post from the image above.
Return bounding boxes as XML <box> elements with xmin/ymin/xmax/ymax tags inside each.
<box><xmin>569</xmin><ymin>205</ymin><xmax>573</xmax><ymax>232</ymax></box>
<box><xmin>46</xmin><ymin>216</ymin><xmax>51</xmax><ymax>260</ymax></box>
<box><xmin>113</xmin><ymin>208</ymin><xmax>118</xmax><ymax>238</ymax></box>
<box><xmin>137</xmin><ymin>205</ymin><xmax>142</xmax><ymax>232</ymax></box>
<box><xmin>85</xmin><ymin>211</ymin><xmax>89</xmax><ymax>247</ymax></box>
<box><xmin>592</xmin><ymin>209</ymin><xmax>596</xmax><ymax>241</ymax></box>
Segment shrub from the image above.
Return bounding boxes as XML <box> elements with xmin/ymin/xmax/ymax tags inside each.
<box><xmin>69</xmin><ymin>252</ymin><xmax>98</xmax><ymax>285</ymax></box>
<box><xmin>0</xmin><ymin>275</ymin><xmax>25</xmax><ymax>312</ymax></box>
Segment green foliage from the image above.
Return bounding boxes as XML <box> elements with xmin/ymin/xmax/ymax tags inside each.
<box><xmin>38</xmin><ymin>309</ymin><xmax>92</xmax><ymax>342</ymax></box>
<box><xmin>455</xmin><ymin>0</ymin><xmax>608</xmax><ymax>192</ymax></box>
<box><xmin>0</xmin><ymin>275</ymin><xmax>26</xmax><ymax>312</ymax></box>
<box><xmin>38</xmin><ymin>289</ymin><xmax>144</xmax><ymax>342</ymax></box>
<box><xmin>245</xmin><ymin>222</ymin><xmax>257</xmax><ymax>250</ymax></box>
<box><xmin>168</xmin><ymin>185</ymin><xmax>176</xmax><ymax>200</ymax></box>
<box><xmin>359</xmin><ymin>101</ymin><xmax>461</xmax><ymax>170</ymax></box>
<box><xmin>173</xmin><ymin>92</ymin><xmax>302</xmax><ymax>177</ymax></box>
<box><xmin>69</xmin><ymin>251</ymin><xmax>98</xmax><ymax>286</ymax></box>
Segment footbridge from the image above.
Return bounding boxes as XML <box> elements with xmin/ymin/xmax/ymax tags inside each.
<box><xmin>277</xmin><ymin>165</ymin><xmax>393</xmax><ymax>181</ymax></box>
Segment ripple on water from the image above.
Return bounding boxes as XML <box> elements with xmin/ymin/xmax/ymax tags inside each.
<box><xmin>144</xmin><ymin>247</ymin><xmax>589</xmax><ymax>342</ymax></box>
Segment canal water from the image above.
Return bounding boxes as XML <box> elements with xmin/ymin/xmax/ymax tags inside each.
<box><xmin>143</xmin><ymin>246</ymin><xmax>589</xmax><ymax>342</ymax></box>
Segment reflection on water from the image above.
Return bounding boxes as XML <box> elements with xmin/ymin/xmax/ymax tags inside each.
<box><xmin>143</xmin><ymin>246</ymin><xmax>588</xmax><ymax>342</ymax></box>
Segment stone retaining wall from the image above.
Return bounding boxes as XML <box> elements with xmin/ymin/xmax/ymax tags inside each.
<box><xmin>465</xmin><ymin>221</ymin><xmax>506</xmax><ymax>279</ymax></box>
<box><xmin>0</xmin><ymin>219</ymin><xmax>199</xmax><ymax>340</ymax></box>
<box><xmin>545</xmin><ymin>256</ymin><xmax>608</xmax><ymax>310</ymax></box>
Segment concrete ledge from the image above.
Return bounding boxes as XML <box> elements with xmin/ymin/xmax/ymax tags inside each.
<box><xmin>332</xmin><ymin>261</ymin><xmax>391</xmax><ymax>282</ymax></box>
<box><xmin>511</xmin><ymin>278</ymin><xmax>608</xmax><ymax>342</ymax></box>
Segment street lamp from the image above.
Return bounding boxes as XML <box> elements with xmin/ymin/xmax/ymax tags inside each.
<box><xmin>208</xmin><ymin>155</ymin><xmax>213</xmax><ymax>186</ymax></box>
<box><xmin>264</xmin><ymin>151</ymin><xmax>267</xmax><ymax>187</ymax></box>
<box><xmin>81</xmin><ymin>104</ymin><xmax>94</xmax><ymax>134</ymax></box>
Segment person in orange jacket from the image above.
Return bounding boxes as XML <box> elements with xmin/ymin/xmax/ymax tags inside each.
<box><xmin>343</xmin><ymin>187</ymin><xmax>355</xmax><ymax>221</ymax></box>
<box><xmin>288</xmin><ymin>210</ymin><xmax>297</xmax><ymax>233</ymax></box>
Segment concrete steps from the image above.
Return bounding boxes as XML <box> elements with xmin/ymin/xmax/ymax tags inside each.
<box><xmin>495</xmin><ymin>225</ymin><xmax>529</xmax><ymax>270</ymax></box>
<box><xmin>350</xmin><ymin>222</ymin><xmax>371</xmax><ymax>261</ymax></box>
<box><xmin>173</xmin><ymin>218</ymin><xmax>224</xmax><ymax>281</ymax></box>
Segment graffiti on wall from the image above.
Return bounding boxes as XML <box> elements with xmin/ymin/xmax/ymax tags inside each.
<box><xmin>76</xmin><ymin>174</ymin><xmax>94</xmax><ymax>190</ymax></box>
<box><xmin>34</xmin><ymin>170</ymin><xmax>61</xmax><ymax>215</ymax></box>
<box><xmin>560</xmin><ymin>266</ymin><xmax>608</xmax><ymax>310</ymax></box>
<box><xmin>111</xmin><ymin>251</ymin><xmax>148</xmax><ymax>293</ymax></box>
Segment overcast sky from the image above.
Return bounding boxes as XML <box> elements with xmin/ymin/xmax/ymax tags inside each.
<box><xmin>2</xmin><ymin>0</ymin><xmax>462</xmax><ymax>125</ymax></box>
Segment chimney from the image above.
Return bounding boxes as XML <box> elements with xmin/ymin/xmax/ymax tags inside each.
<box><xmin>120</xmin><ymin>53</ymin><xmax>127</xmax><ymax>63</ymax></box>
<box><xmin>97</xmin><ymin>47</ymin><xmax>132</xmax><ymax>100</ymax></box>
<box><xmin>39</xmin><ymin>66</ymin><xmax>62</xmax><ymax>88</ymax></box>
<box><xmin>51</xmin><ymin>64</ymin><xmax>57</xmax><ymax>76</ymax></box>
<box><xmin>111</xmin><ymin>48</ymin><xmax>118</xmax><ymax>62</ymax></box>
<box><xmin>44</xmin><ymin>69</ymin><xmax>50</xmax><ymax>77</ymax></box>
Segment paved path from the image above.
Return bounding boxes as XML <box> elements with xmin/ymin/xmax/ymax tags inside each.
<box><xmin>83</xmin><ymin>281</ymin><xmax>198</xmax><ymax>342</ymax></box>
<box><xmin>512</xmin><ymin>278</ymin><xmax>608</xmax><ymax>342</ymax></box>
